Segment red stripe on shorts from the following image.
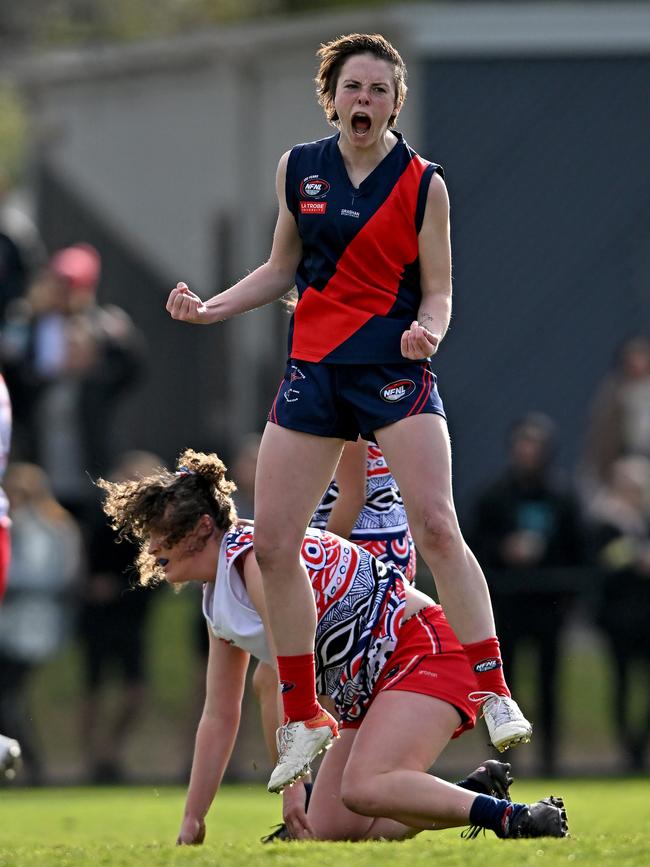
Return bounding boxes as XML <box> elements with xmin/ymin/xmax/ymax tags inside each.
<box><xmin>406</xmin><ymin>363</ymin><xmax>434</xmax><ymax>418</ymax></box>
<box><xmin>267</xmin><ymin>376</ymin><xmax>285</xmax><ymax>424</ymax></box>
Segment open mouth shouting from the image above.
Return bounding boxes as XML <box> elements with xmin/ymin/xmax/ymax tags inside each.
<box><xmin>156</xmin><ymin>557</ymin><xmax>170</xmax><ymax>569</ymax></box>
<box><xmin>351</xmin><ymin>112</ymin><xmax>372</xmax><ymax>137</ymax></box>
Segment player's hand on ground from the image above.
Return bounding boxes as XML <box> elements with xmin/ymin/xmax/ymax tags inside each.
<box><xmin>282</xmin><ymin>781</ymin><xmax>314</xmax><ymax>840</ymax></box>
<box><xmin>176</xmin><ymin>815</ymin><xmax>206</xmax><ymax>845</ymax></box>
<box><xmin>166</xmin><ymin>282</ymin><xmax>213</xmax><ymax>324</ymax></box>
<box><xmin>401</xmin><ymin>320</ymin><xmax>439</xmax><ymax>359</ymax></box>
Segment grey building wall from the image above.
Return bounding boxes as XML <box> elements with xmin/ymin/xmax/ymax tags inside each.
<box><xmin>17</xmin><ymin>8</ymin><xmax>418</xmax><ymax>465</ymax></box>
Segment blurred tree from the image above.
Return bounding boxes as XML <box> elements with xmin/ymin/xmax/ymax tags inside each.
<box><xmin>0</xmin><ymin>85</ymin><xmax>28</xmax><ymax>183</ymax></box>
<box><xmin>2</xmin><ymin>0</ymin><xmax>394</xmax><ymax>48</ymax></box>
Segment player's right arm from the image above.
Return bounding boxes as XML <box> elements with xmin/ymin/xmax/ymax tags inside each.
<box><xmin>177</xmin><ymin>630</ymin><xmax>250</xmax><ymax>845</ymax></box>
<box><xmin>166</xmin><ymin>151</ymin><xmax>302</xmax><ymax>325</ymax></box>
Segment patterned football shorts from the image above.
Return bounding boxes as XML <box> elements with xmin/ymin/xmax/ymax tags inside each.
<box><xmin>340</xmin><ymin>604</ymin><xmax>479</xmax><ymax>738</ymax></box>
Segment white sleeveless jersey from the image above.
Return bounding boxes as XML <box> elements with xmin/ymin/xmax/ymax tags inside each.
<box><xmin>202</xmin><ymin>532</ymin><xmax>273</xmax><ymax>665</ymax></box>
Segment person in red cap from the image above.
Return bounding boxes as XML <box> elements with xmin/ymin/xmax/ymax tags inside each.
<box><xmin>48</xmin><ymin>243</ymin><xmax>101</xmax><ymax>301</ymax></box>
<box><xmin>1</xmin><ymin>241</ymin><xmax>145</xmax><ymax>524</ymax></box>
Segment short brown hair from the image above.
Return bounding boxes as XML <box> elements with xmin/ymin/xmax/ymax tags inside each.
<box><xmin>316</xmin><ymin>33</ymin><xmax>407</xmax><ymax>128</ymax></box>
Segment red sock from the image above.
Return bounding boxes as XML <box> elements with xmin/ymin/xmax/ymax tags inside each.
<box><xmin>463</xmin><ymin>637</ymin><xmax>511</xmax><ymax>697</ymax></box>
<box><xmin>276</xmin><ymin>653</ymin><xmax>320</xmax><ymax>722</ymax></box>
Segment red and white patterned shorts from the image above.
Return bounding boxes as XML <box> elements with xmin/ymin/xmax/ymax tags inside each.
<box><xmin>340</xmin><ymin>604</ymin><xmax>479</xmax><ymax>738</ymax></box>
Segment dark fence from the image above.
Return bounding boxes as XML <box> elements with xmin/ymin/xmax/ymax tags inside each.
<box><xmin>421</xmin><ymin>54</ymin><xmax>650</xmax><ymax>515</ymax></box>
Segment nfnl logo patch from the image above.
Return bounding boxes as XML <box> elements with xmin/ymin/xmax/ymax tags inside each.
<box><xmin>474</xmin><ymin>658</ymin><xmax>502</xmax><ymax>673</ymax></box>
<box><xmin>380</xmin><ymin>379</ymin><xmax>416</xmax><ymax>403</ymax></box>
<box><xmin>300</xmin><ymin>176</ymin><xmax>330</xmax><ymax>198</ymax></box>
<box><xmin>300</xmin><ymin>201</ymin><xmax>327</xmax><ymax>215</ymax></box>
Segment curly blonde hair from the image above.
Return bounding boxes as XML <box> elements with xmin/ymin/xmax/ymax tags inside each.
<box><xmin>98</xmin><ymin>448</ymin><xmax>237</xmax><ymax>586</ymax></box>
<box><xmin>315</xmin><ymin>33</ymin><xmax>407</xmax><ymax>128</ymax></box>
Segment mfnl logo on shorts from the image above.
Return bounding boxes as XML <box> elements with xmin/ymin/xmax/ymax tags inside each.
<box><xmin>380</xmin><ymin>379</ymin><xmax>416</xmax><ymax>403</ymax></box>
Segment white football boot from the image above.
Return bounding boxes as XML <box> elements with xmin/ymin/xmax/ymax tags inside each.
<box><xmin>470</xmin><ymin>691</ymin><xmax>533</xmax><ymax>752</ymax></box>
<box><xmin>0</xmin><ymin>734</ymin><xmax>22</xmax><ymax>780</ymax></box>
<box><xmin>268</xmin><ymin>708</ymin><xmax>338</xmax><ymax>793</ymax></box>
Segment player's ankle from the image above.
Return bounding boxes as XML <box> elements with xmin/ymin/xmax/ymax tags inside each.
<box><xmin>462</xmin><ymin>638</ymin><xmax>511</xmax><ymax>696</ymax></box>
<box><xmin>277</xmin><ymin>653</ymin><xmax>320</xmax><ymax>721</ymax></box>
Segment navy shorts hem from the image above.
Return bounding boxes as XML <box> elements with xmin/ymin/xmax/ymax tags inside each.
<box><xmin>267</xmin><ymin>418</ymin><xmax>357</xmax><ymax>442</ymax></box>
<box><xmin>361</xmin><ymin>405</ymin><xmax>447</xmax><ymax>441</ymax></box>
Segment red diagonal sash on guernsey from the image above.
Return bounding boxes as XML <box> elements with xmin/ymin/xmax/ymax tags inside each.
<box><xmin>291</xmin><ymin>156</ymin><xmax>429</xmax><ymax>362</ymax></box>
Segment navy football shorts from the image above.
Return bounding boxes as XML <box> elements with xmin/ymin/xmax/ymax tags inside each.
<box><xmin>268</xmin><ymin>359</ymin><xmax>446</xmax><ymax>441</ymax></box>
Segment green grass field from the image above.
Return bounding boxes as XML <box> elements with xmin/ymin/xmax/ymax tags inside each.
<box><xmin>1</xmin><ymin>779</ymin><xmax>649</xmax><ymax>867</ymax></box>
<box><xmin>23</xmin><ymin>583</ymin><xmax>637</xmax><ymax>784</ymax></box>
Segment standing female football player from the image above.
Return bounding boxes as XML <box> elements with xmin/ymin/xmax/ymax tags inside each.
<box><xmin>166</xmin><ymin>33</ymin><xmax>531</xmax><ymax>790</ymax></box>
<box><xmin>99</xmin><ymin>449</ymin><xmax>567</xmax><ymax>844</ymax></box>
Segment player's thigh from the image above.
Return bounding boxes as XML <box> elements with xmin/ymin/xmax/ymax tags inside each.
<box><xmin>254</xmin><ymin>422</ymin><xmax>344</xmax><ymax>544</ymax></box>
<box><xmin>375</xmin><ymin>414</ymin><xmax>457</xmax><ymax>522</ymax></box>
<box><xmin>308</xmin><ymin>730</ymin><xmax>374</xmax><ymax>841</ymax></box>
<box><xmin>343</xmin><ymin>690</ymin><xmax>460</xmax><ymax>783</ymax></box>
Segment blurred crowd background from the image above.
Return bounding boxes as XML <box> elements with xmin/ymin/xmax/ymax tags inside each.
<box><xmin>0</xmin><ymin>0</ymin><xmax>649</xmax><ymax>785</ymax></box>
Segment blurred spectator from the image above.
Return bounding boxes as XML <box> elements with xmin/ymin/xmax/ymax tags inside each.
<box><xmin>0</xmin><ymin>230</ymin><xmax>27</xmax><ymax>329</ymax></box>
<box><xmin>0</xmin><ymin>171</ymin><xmax>45</xmax><ymax>325</ymax></box>
<box><xmin>1</xmin><ymin>243</ymin><xmax>145</xmax><ymax>524</ymax></box>
<box><xmin>79</xmin><ymin>449</ymin><xmax>162</xmax><ymax>784</ymax></box>
<box><xmin>581</xmin><ymin>335</ymin><xmax>650</xmax><ymax>499</ymax></box>
<box><xmin>469</xmin><ymin>413</ymin><xmax>585</xmax><ymax>775</ymax></box>
<box><xmin>230</xmin><ymin>432</ymin><xmax>261</xmax><ymax>519</ymax></box>
<box><xmin>0</xmin><ymin>462</ymin><xmax>82</xmax><ymax>783</ymax></box>
<box><xmin>0</xmin><ymin>371</ymin><xmax>22</xmax><ymax>781</ymax></box>
<box><xmin>588</xmin><ymin>455</ymin><xmax>650</xmax><ymax>772</ymax></box>
<box><xmin>0</xmin><ymin>374</ymin><xmax>11</xmax><ymax>603</ymax></box>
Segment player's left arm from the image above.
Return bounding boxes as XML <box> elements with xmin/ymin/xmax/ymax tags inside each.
<box><xmin>241</xmin><ymin>550</ymin><xmax>274</xmax><ymax>646</ymax></box>
<box><xmin>401</xmin><ymin>171</ymin><xmax>452</xmax><ymax>360</ymax></box>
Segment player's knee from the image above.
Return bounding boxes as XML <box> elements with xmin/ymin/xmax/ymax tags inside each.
<box><xmin>416</xmin><ymin>505</ymin><xmax>459</xmax><ymax>558</ymax></box>
<box><xmin>252</xmin><ymin>528</ymin><xmax>298</xmax><ymax>572</ymax></box>
<box><xmin>252</xmin><ymin>661</ymin><xmax>276</xmax><ymax>701</ymax></box>
<box><xmin>340</xmin><ymin>775</ymin><xmax>381</xmax><ymax>817</ymax></box>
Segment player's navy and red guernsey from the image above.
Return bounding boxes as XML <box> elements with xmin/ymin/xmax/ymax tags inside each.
<box><xmin>285</xmin><ymin>132</ymin><xmax>441</xmax><ymax>364</ymax></box>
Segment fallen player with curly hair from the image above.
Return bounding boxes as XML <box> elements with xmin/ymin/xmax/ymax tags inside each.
<box><xmin>99</xmin><ymin>448</ymin><xmax>568</xmax><ymax>844</ymax></box>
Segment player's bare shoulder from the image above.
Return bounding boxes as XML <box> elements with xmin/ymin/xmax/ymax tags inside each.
<box><xmin>275</xmin><ymin>150</ymin><xmax>292</xmax><ymax>189</ymax></box>
<box><xmin>425</xmin><ymin>170</ymin><xmax>450</xmax><ymax>218</ymax></box>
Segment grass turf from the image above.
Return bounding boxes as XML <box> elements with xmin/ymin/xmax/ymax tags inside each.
<box><xmin>1</xmin><ymin>779</ymin><xmax>649</xmax><ymax>867</ymax></box>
